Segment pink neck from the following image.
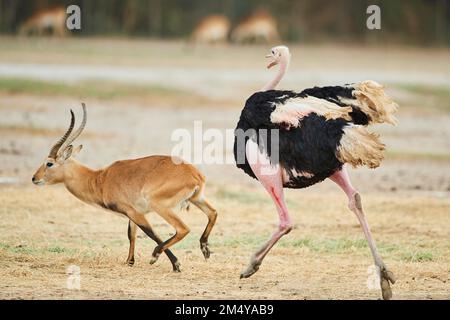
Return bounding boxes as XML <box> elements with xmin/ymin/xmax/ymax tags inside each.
<box><xmin>261</xmin><ymin>59</ymin><xmax>289</xmax><ymax>91</ymax></box>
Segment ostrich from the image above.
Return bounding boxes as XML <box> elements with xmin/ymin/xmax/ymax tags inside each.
<box><xmin>233</xmin><ymin>46</ymin><xmax>398</xmax><ymax>299</ymax></box>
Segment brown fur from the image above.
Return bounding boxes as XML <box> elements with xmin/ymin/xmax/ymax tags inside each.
<box><xmin>190</xmin><ymin>15</ymin><xmax>231</xmax><ymax>44</ymax></box>
<box><xmin>19</xmin><ymin>6</ymin><xmax>67</xmax><ymax>37</ymax></box>
<box><xmin>336</xmin><ymin>124</ymin><xmax>385</xmax><ymax>169</ymax></box>
<box><xmin>353</xmin><ymin>80</ymin><xmax>399</xmax><ymax>125</ymax></box>
<box><xmin>33</xmin><ymin>109</ymin><xmax>217</xmax><ymax>269</ymax></box>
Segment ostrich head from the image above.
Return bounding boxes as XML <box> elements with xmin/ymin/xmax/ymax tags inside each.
<box><xmin>261</xmin><ymin>45</ymin><xmax>291</xmax><ymax>91</ymax></box>
<box><xmin>265</xmin><ymin>45</ymin><xmax>291</xmax><ymax>69</ymax></box>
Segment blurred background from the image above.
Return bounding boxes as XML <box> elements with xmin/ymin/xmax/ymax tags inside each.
<box><xmin>0</xmin><ymin>0</ymin><xmax>449</xmax><ymax>186</ymax></box>
<box><xmin>0</xmin><ymin>0</ymin><xmax>449</xmax><ymax>45</ymax></box>
<box><xmin>0</xmin><ymin>0</ymin><xmax>449</xmax><ymax>300</ymax></box>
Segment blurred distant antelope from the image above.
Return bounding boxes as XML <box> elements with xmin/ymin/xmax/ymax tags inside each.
<box><xmin>190</xmin><ymin>14</ymin><xmax>231</xmax><ymax>44</ymax></box>
<box><xmin>32</xmin><ymin>104</ymin><xmax>218</xmax><ymax>271</ymax></box>
<box><xmin>231</xmin><ymin>10</ymin><xmax>280</xmax><ymax>44</ymax></box>
<box><xmin>19</xmin><ymin>6</ymin><xmax>67</xmax><ymax>37</ymax></box>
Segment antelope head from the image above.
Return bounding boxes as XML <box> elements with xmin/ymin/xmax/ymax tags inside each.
<box><xmin>32</xmin><ymin>103</ymin><xmax>87</xmax><ymax>186</ymax></box>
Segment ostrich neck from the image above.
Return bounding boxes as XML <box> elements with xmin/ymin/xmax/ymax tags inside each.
<box><xmin>261</xmin><ymin>60</ymin><xmax>289</xmax><ymax>91</ymax></box>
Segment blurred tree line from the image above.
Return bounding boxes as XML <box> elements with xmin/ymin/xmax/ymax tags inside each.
<box><xmin>0</xmin><ymin>0</ymin><xmax>448</xmax><ymax>45</ymax></box>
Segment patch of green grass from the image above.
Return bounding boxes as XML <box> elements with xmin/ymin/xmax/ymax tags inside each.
<box><xmin>108</xmin><ymin>239</ymin><xmax>127</xmax><ymax>247</ymax></box>
<box><xmin>0</xmin><ymin>242</ymin><xmax>11</xmax><ymax>250</ymax></box>
<box><xmin>319</xmin><ymin>238</ymin><xmax>368</xmax><ymax>252</ymax></box>
<box><xmin>378</xmin><ymin>243</ymin><xmax>399</xmax><ymax>255</ymax></box>
<box><xmin>393</xmin><ymin>83</ymin><xmax>450</xmax><ymax>112</ymax></box>
<box><xmin>215</xmin><ymin>187</ymin><xmax>300</xmax><ymax>209</ymax></box>
<box><xmin>0</xmin><ymin>237</ymin><xmax>438</xmax><ymax>263</ymax></box>
<box><xmin>398</xmin><ymin>84</ymin><xmax>450</xmax><ymax>101</ymax></box>
<box><xmin>386</xmin><ymin>150</ymin><xmax>450</xmax><ymax>163</ymax></box>
<box><xmin>400</xmin><ymin>250</ymin><xmax>435</xmax><ymax>262</ymax></box>
<box><xmin>216</xmin><ymin>234</ymin><xmax>269</xmax><ymax>248</ymax></box>
<box><xmin>0</xmin><ymin>242</ymin><xmax>76</xmax><ymax>255</ymax></box>
<box><xmin>0</xmin><ymin>77</ymin><xmax>187</xmax><ymax>100</ymax></box>
<box><xmin>279</xmin><ymin>237</ymin><xmax>368</xmax><ymax>253</ymax></box>
<box><xmin>47</xmin><ymin>246</ymin><xmax>71</xmax><ymax>254</ymax></box>
<box><xmin>288</xmin><ymin>237</ymin><xmax>315</xmax><ymax>248</ymax></box>
<box><xmin>170</xmin><ymin>234</ymin><xmax>440</xmax><ymax>263</ymax></box>
<box><xmin>9</xmin><ymin>245</ymin><xmax>38</xmax><ymax>254</ymax></box>
<box><xmin>215</xmin><ymin>188</ymin><xmax>271</xmax><ymax>205</ymax></box>
<box><xmin>165</xmin><ymin>234</ymin><xmax>372</xmax><ymax>253</ymax></box>
<box><xmin>0</xmin><ymin>242</ymin><xmax>38</xmax><ymax>254</ymax></box>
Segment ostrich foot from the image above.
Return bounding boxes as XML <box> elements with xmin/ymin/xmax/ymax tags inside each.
<box><xmin>240</xmin><ymin>258</ymin><xmax>262</xmax><ymax>279</ymax></box>
<box><xmin>380</xmin><ymin>266</ymin><xmax>396</xmax><ymax>300</ymax></box>
<box><xmin>200</xmin><ymin>242</ymin><xmax>211</xmax><ymax>260</ymax></box>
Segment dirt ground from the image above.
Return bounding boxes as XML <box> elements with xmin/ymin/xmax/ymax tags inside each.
<box><xmin>0</xmin><ymin>37</ymin><xmax>449</xmax><ymax>300</ymax></box>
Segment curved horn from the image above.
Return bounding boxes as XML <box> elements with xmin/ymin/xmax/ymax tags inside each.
<box><xmin>48</xmin><ymin>110</ymin><xmax>75</xmax><ymax>158</ymax></box>
<box><xmin>57</xmin><ymin>103</ymin><xmax>87</xmax><ymax>156</ymax></box>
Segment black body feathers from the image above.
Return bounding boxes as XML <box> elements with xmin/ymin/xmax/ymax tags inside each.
<box><xmin>233</xmin><ymin>86</ymin><xmax>361</xmax><ymax>189</ymax></box>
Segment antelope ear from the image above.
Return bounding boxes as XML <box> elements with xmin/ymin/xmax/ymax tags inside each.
<box><xmin>58</xmin><ymin>145</ymin><xmax>74</xmax><ymax>162</ymax></box>
<box><xmin>72</xmin><ymin>145</ymin><xmax>83</xmax><ymax>157</ymax></box>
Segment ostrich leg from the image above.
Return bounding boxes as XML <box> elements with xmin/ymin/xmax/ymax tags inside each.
<box><xmin>240</xmin><ymin>139</ymin><xmax>293</xmax><ymax>278</ymax></box>
<box><xmin>329</xmin><ymin>167</ymin><xmax>396</xmax><ymax>300</ymax></box>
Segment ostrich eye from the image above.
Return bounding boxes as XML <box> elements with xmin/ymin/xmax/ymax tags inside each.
<box><xmin>46</xmin><ymin>162</ymin><xmax>54</xmax><ymax>168</ymax></box>
<box><xmin>271</xmin><ymin>50</ymin><xmax>275</xmax><ymax>54</ymax></box>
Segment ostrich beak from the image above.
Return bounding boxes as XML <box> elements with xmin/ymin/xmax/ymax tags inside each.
<box><xmin>266</xmin><ymin>54</ymin><xmax>278</xmax><ymax>69</ymax></box>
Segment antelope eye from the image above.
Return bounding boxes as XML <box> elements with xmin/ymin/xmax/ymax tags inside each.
<box><xmin>46</xmin><ymin>162</ymin><xmax>54</xmax><ymax>168</ymax></box>
<box><xmin>271</xmin><ymin>50</ymin><xmax>275</xmax><ymax>54</ymax></box>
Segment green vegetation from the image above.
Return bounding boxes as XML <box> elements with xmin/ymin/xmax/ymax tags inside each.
<box><xmin>387</xmin><ymin>150</ymin><xmax>450</xmax><ymax>163</ymax></box>
<box><xmin>0</xmin><ymin>242</ymin><xmax>76</xmax><ymax>255</ymax></box>
<box><xmin>0</xmin><ymin>77</ymin><xmax>186</xmax><ymax>100</ymax></box>
<box><xmin>393</xmin><ymin>84</ymin><xmax>450</xmax><ymax>112</ymax></box>
<box><xmin>1</xmin><ymin>0</ymin><xmax>447</xmax><ymax>45</ymax></box>
<box><xmin>399</xmin><ymin>84</ymin><xmax>450</xmax><ymax>104</ymax></box>
<box><xmin>215</xmin><ymin>187</ymin><xmax>271</xmax><ymax>205</ymax></box>
<box><xmin>400</xmin><ymin>251</ymin><xmax>435</xmax><ymax>263</ymax></box>
<box><xmin>0</xmin><ymin>234</ymin><xmax>439</xmax><ymax>263</ymax></box>
<box><xmin>284</xmin><ymin>237</ymin><xmax>368</xmax><ymax>253</ymax></box>
<box><xmin>215</xmin><ymin>187</ymin><xmax>300</xmax><ymax>209</ymax></box>
<box><xmin>46</xmin><ymin>246</ymin><xmax>72</xmax><ymax>254</ymax></box>
<box><xmin>141</xmin><ymin>233</ymin><xmax>439</xmax><ymax>263</ymax></box>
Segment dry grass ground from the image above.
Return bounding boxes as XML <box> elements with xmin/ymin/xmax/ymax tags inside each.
<box><xmin>0</xmin><ymin>37</ymin><xmax>449</xmax><ymax>299</ymax></box>
<box><xmin>0</xmin><ymin>185</ymin><xmax>449</xmax><ymax>299</ymax></box>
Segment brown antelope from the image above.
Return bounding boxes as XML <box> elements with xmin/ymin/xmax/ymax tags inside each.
<box><xmin>190</xmin><ymin>14</ymin><xmax>231</xmax><ymax>44</ymax></box>
<box><xmin>32</xmin><ymin>104</ymin><xmax>218</xmax><ymax>271</ymax></box>
<box><xmin>231</xmin><ymin>10</ymin><xmax>280</xmax><ymax>44</ymax></box>
<box><xmin>19</xmin><ymin>6</ymin><xmax>67</xmax><ymax>37</ymax></box>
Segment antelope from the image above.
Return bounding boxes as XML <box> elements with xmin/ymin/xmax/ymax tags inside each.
<box><xmin>190</xmin><ymin>14</ymin><xmax>231</xmax><ymax>44</ymax></box>
<box><xmin>19</xmin><ymin>6</ymin><xmax>67</xmax><ymax>37</ymax></box>
<box><xmin>32</xmin><ymin>104</ymin><xmax>218</xmax><ymax>271</ymax></box>
<box><xmin>231</xmin><ymin>10</ymin><xmax>280</xmax><ymax>44</ymax></box>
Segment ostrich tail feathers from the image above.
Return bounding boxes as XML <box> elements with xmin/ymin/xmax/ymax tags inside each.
<box><xmin>353</xmin><ymin>80</ymin><xmax>399</xmax><ymax>125</ymax></box>
<box><xmin>336</xmin><ymin>124</ymin><xmax>385</xmax><ymax>169</ymax></box>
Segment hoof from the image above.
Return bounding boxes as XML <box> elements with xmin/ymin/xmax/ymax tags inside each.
<box><xmin>380</xmin><ymin>266</ymin><xmax>396</xmax><ymax>300</ymax></box>
<box><xmin>200</xmin><ymin>242</ymin><xmax>210</xmax><ymax>260</ymax></box>
<box><xmin>149</xmin><ymin>253</ymin><xmax>160</xmax><ymax>265</ymax></box>
<box><xmin>240</xmin><ymin>259</ymin><xmax>262</xmax><ymax>279</ymax></box>
<box><xmin>172</xmin><ymin>260</ymin><xmax>181</xmax><ymax>272</ymax></box>
<box><xmin>126</xmin><ymin>259</ymin><xmax>135</xmax><ymax>267</ymax></box>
